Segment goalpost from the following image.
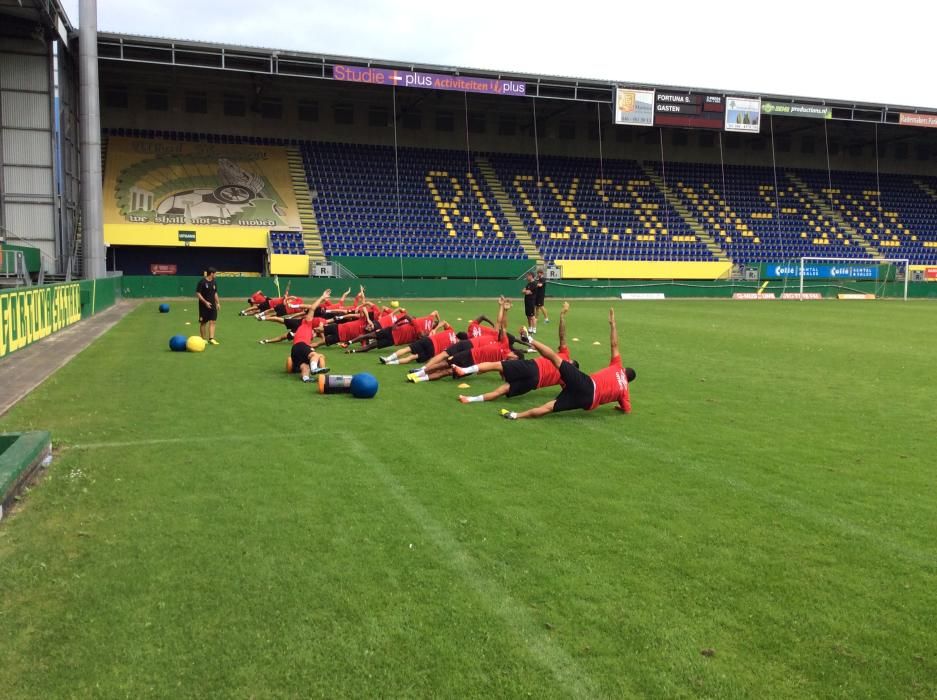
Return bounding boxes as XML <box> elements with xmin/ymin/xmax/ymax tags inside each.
<box><xmin>798</xmin><ymin>257</ymin><xmax>909</xmax><ymax>300</ymax></box>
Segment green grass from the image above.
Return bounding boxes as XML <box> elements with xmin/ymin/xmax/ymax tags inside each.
<box><xmin>1</xmin><ymin>299</ymin><xmax>936</xmax><ymax>698</ymax></box>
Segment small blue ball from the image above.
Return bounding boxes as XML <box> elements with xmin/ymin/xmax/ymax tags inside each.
<box><xmin>159</xmin><ymin>303</ymin><xmax>170</xmax><ymax>313</ymax></box>
<box><xmin>350</xmin><ymin>372</ymin><xmax>379</xmax><ymax>399</ymax></box>
<box><xmin>169</xmin><ymin>334</ymin><xmax>188</xmax><ymax>352</ymax></box>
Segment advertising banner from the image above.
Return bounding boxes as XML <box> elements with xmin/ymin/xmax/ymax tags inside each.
<box><xmin>333</xmin><ymin>65</ymin><xmax>526</xmax><ymax>97</ymax></box>
<box><xmin>0</xmin><ymin>284</ymin><xmax>82</xmax><ymax>358</ymax></box>
<box><xmin>732</xmin><ymin>292</ymin><xmax>776</xmax><ymax>299</ymax></box>
<box><xmin>762</xmin><ymin>262</ymin><xmax>880</xmax><ymax>280</ymax></box>
<box><xmin>924</xmin><ymin>267</ymin><xmax>937</xmax><ymax>280</ymax></box>
<box><xmin>899</xmin><ymin>112</ymin><xmax>937</xmax><ymax>129</ymax></box>
<box><xmin>725</xmin><ymin>97</ymin><xmax>762</xmax><ymax>133</ymax></box>
<box><xmin>762</xmin><ymin>101</ymin><xmax>832</xmax><ymax>119</ymax></box>
<box><xmin>780</xmin><ymin>292</ymin><xmax>823</xmax><ymax>300</ymax></box>
<box><xmin>615</xmin><ymin>88</ymin><xmax>655</xmax><ymax>126</ymax></box>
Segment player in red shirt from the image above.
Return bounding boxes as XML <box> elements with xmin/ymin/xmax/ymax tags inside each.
<box><xmin>408</xmin><ymin>298</ymin><xmax>512</xmax><ymax>381</ymax></box>
<box><xmin>342</xmin><ymin>311</ymin><xmax>440</xmax><ymax>353</ymax></box>
<box><xmin>379</xmin><ymin>323</ymin><xmax>466</xmax><ymax>365</ymax></box>
<box><xmin>501</xmin><ymin>308</ymin><xmax>635</xmax><ymax>419</ymax></box>
<box><xmin>457</xmin><ymin>302</ymin><xmax>573</xmax><ymax>402</ymax></box>
<box><xmin>312</xmin><ymin>308</ymin><xmax>375</xmax><ymax>348</ymax></box>
<box><xmin>409</xmin><ymin>339</ymin><xmax>518</xmax><ymax>382</ymax></box>
<box><xmin>286</xmin><ymin>289</ymin><xmax>332</xmax><ymax>383</ymax></box>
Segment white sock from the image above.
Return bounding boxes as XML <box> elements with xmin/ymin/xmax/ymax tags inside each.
<box><xmin>462</xmin><ymin>365</ymin><xmax>479</xmax><ymax>375</ymax></box>
<box><xmin>414</xmin><ymin>374</ymin><xmax>429</xmax><ymax>382</ymax></box>
<box><xmin>415</xmin><ymin>368</ymin><xmax>427</xmax><ymax>377</ymax></box>
<box><xmin>310</xmin><ymin>360</ymin><xmax>319</xmax><ymax>371</ymax></box>
<box><xmin>386</xmin><ymin>356</ymin><xmax>399</xmax><ymax>365</ymax></box>
<box><xmin>466</xmin><ymin>395</ymin><xmax>484</xmax><ymax>402</ymax></box>
<box><xmin>302</xmin><ymin>376</ymin><xmax>312</xmax><ymax>383</ymax></box>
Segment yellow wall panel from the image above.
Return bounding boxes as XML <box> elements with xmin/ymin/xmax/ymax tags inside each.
<box><xmin>556</xmin><ymin>260</ymin><xmax>733</xmax><ymax>280</ymax></box>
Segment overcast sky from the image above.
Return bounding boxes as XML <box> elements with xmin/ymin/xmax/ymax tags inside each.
<box><xmin>61</xmin><ymin>0</ymin><xmax>935</xmax><ymax>110</ymax></box>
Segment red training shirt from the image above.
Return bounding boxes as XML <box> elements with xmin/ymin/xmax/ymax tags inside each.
<box><xmin>588</xmin><ymin>355</ymin><xmax>632</xmax><ymax>412</ymax></box>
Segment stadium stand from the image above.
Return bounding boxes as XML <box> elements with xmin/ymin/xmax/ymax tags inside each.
<box><xmin>303</xmin><ymin>142</ymin><xmax>526</xmax><ymax>259</ymax></box>
<box><xmin>102</xmin><ymin>129</ymin><xmax>937</xmax><ymax>267</ymax></box>
<box><xmin>486</xmin><ymin>153</ymin><xmax>719</xmax><ymax>262</ymax></box>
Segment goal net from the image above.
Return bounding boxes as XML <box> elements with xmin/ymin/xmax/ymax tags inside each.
<box><xmin>797</xmin><ymin>257</ymin><xmax>909</xmax><ymax>300</ymax></box>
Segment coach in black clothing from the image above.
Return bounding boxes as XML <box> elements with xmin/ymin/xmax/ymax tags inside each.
<box><xmin>535</xmin><ymin>268</ymin><xmax>550</xmax><ymax>326</ymax></box>
<box><xmin>522</xmin><ymin>271</ymin><xmax>538</xmax><ymax>334</ymax></box>
<box><xmin>196</xmin><ymin>267</ymin><xmax>220</xmax><ymax>345</ymax></box>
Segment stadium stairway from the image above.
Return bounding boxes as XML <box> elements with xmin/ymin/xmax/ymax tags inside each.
<box><xmin>475</xmin><ymin>156</ymin><xmax>542</xmax><ymax>265</ymax></box>
<box><xmin>641</xmin><ymin>163</ymin><xmax>730</xmax><ymax>262</ymax></box>
<box><xmin>786</xmin><ymin>174</ymin><xmax>883</xmax><ymax>259</ymax></box>
<box><xmin>287</xmin><ymin>148</ymin><xmax>325</xmax><ymax>265</ymax></box>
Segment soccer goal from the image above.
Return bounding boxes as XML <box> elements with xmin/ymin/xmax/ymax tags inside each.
<box><xmin>798</xmin><ymin>257</ymin><xmax>909</xmax><ymax>300</ymax></box>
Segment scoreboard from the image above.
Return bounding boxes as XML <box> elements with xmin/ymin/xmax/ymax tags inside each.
<box><xmin>654</xmin><ymin>92</ymin><xmax>725</xmax><ymax>130</ymax></box>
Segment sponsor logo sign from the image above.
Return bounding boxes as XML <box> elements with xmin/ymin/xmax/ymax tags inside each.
<box><xmin>899</xmin><ymin>112</ymin><xmax>937</xmax><ymax>129</ymax></box>
<box><xmin>732</xmin><ymin>292</ymin><xmax>776</xmax><ymax>299</ymax></box>
<box><xmin>764</xmin><ymin>263</ymin><xmax>880</xmax><ymax>280</ymax></box>
<box><xmin>725</xmin><ymin>97</ymin><xmax>762</xmax><ymax>133</ymax></box>
<box><xmin>837</xmin><ymin>293</ymin><xmax>876</xmax><ymax>300</ymax></box>
<box><xmin>150</xmin><ymin>264</ymin><xmax>177</xmax><ymax>275</ymax></box>
<box><xmin>762</xmin><ymin>101</ymin><xmax>832</xmax><ymax>119</ymax></box>
<box><xmin>615</xmin><ymin>88</ymin><xmax>655</xmax><ymax>127</ymax></box>
<box><xmin>0</xmin><ymin>284</ymin><xmax>82</xmax><ymax>358</ymax></box>
<box><xmin>780</xmin><ymin>292</ymin><xmax>823</xmax><ymax>300</ymax></box>
<box><xmin>333</xmin><ymin>65</ymin><xmax>526</xmax><ymax>96</ymax></box>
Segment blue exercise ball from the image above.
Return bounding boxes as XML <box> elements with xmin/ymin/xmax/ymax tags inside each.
<box><xmin>350</xmin><ymin>372</ymin><xmax>379</xmax><ymax>399</ymax></box>
<box><xmin>159</xmin><ymin>303</ymin><xmax>170</xmax><ymax>313</ymax></box>
<box><xmin>169</xmin><ymin>334</ymin><xmax>188</xmax><ymax>352</ymax></box>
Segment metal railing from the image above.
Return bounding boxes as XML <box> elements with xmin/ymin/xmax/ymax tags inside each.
<box><xmin>0</xmin><ymin>250</ymin><xmax>32</xmax><ymax>287</ymax></box>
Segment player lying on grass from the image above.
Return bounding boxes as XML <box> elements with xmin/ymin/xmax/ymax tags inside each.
<box><xmin>457</xmin><ymin>302</ymin><xmax>573</xmax><ymax>403</ymax></box>
<box><xmin>467</xmin><ymin>298</ymin><xmax>535</xmax><ymax>354</ymax></box>
<box><xmin>343</xmin><ymin>311</ymin><xmax>441</xmax><ymax>353</ymax></box>
<box><xmin>259</xmin><ymin>316</ymin><xmax>305</xmax><ymax>344</ymax></box>
<box><xmin>287</xmin><ymin>290</ymin><xmax>333</xmax><ymax>382</ymax></box>
<box><xmin>500</xmin><ymin>308</ymin><xmax>635</xmax><ymax>419</ymax></box>
<box><xmin>406</xmin><ymin>299</ymin><xmax>514</xmax><ymax>382</ymax></box>
<box><xmin>379</xmin><ymin>323</ymin><xmax>465</xmax><ymax>365</ymax></box>
<box><xmin>309</xmin><ymin>308</ymin><xmax>375</xmax><ymax>348</ymax></box>
<box><xmin>407</xmin><ymin>335</ymin><xmax>518</xmax><ymax>382</ymax></box>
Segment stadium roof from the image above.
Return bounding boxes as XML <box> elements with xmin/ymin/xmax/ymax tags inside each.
<box><xmin>95</xmin><ymin>32</ymin><xmax>934</xmax><ymax>125</ymax></box>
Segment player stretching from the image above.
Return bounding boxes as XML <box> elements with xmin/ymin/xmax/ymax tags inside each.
<box><xmin>501</xmin><ymin>308</ymin><xmax>635</xmax><ymax>419</ymax></box>
<box><xmin>457</xmin><ymin>302</ymin><xmax>572</xmax><ymax>403</ymax></box>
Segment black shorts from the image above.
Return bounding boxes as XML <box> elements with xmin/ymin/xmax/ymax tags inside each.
<box><xmin>501</xmin><ymin>359</ymin><xmax>539</xmax><ymax>397</ymax></box>
<box><xmin>535</xmin><ymin>293</ymin><xmax>546</xmax><ymax>307</ymax></box>
<box><xmin>375</xmin><ymin>327</ymin><xmax>395</xmax><ymax>348</ymax></box>
<box><xmin>323</xmin><ymin>324</ymin><xmax>340</xmax><ymax>346</ymax></box>
<box><xmin>408</xmin><ymin>336</ymin><xmax>435</xmax><ymax>362</ymax></box>
<box><xmin>291</xmin><ymin>342</ymin><xmax>312</xmax><ymax>372</ymax></box>
<box><xmin>524</xmin><ymin>298</ymin><xmax>536</xmax><ymax>317</ymax></box>
<box><xmin>447</xmin><ymin>350</ymin><xmax>475</xmax><ymax>369</ymax></box>
<box><xmin>273</xmin><ymin>303</ymin><xmax>288</xmax><ymax>317</ymax></box>
<box><xmin>258</xmin><ymin>300</ymin><xmax>272</xmax><ymax>312</ymax></box>
<box><xmin>552</xmin><ymin>361</ymin><xmax>594</xmax><ymax>413</ymax></box>
<box><xmin>199</xmin><ymin>304</ymin><xmax>217</xmax><ymax>322</ymax></box>
<box><xmin>446</xmin><ymin>339</ymin><xmax>473</xmax><ymax>356</ymax></box>
<box><xmin>284</xmin><ymin>318</ymin><xmax>303</xmax><ymax>333</ymax></box>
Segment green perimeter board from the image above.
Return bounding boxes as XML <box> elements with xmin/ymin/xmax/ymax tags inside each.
<box><xmin>120</xmin><ymin>275</ymin><xmax>937</xmax><ymax>299</ymax></box>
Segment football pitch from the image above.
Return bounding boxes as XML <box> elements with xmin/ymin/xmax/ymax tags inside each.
<box><xmin>1</xmin><ymin>299</ymin><xmax>935</xmax><ymax>698</ymax></box>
